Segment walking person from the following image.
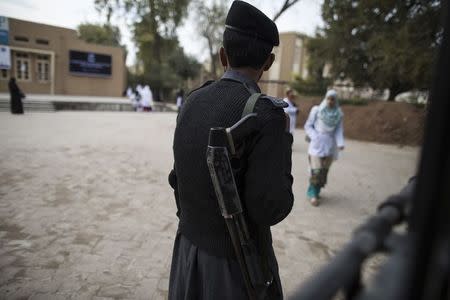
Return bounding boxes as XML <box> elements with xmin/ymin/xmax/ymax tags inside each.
<box><xmin>126</xmin><ymin>87</ymin><xmax>138</xmax><ymax>111</ymax></box>
<box><xmin>8</xmin><ymin>77</ymin><xmax>25</xmax><ymax>114</ymax></box>
<box><xmin>141</xmin><ymin>85</ymin><xmax>153</xmax><ymax>112</ymax></box>
<box><xmin>283</xmin><ymin>88</ymin><xmax>299</xmax><ymax>134</ymax></box>
<box><xmin>168</xmin><ymin>1</ymin><xmax>294</xmax><ymax>299</ymax></box>
<box><xmin>175</xmin><ymin>88</ymin><xmax>184</xmax><ymax>112</ymax></box>
<box><xmin>304</xmin><ymin>89</ymin><xmax>345</xmax><ymax>206</ymax></box>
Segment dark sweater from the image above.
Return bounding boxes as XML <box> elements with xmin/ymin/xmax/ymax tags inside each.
<box><xmin>169</xmin><ymin>77</ymin><xmax>294</xmax><ymax>258</ymax></box>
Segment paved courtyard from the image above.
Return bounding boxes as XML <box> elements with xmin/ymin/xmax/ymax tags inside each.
<box><xmin>0</xmin><ymin>112</ymin><xmax>419</xmax><ymax>299</ymax></box>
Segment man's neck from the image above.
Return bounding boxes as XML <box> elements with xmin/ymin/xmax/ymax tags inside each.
<box><xmin>227</xmin><ymin>67</ymin><xmax>262</xmax><ymax>83</ymax></box>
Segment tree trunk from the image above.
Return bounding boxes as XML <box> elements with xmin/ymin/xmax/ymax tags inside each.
<box><xmin>149</xmin><ymin>0</ymin><xmax>161</xmax><ymax>102</ymax></box>
<box><xmin>152</xmin><ymin>33</ymin><xmax>162</xmax><ymax>103</ymax></box>
<box><xmin>388</xmin><ymin>91</ymin><xmax>397</xmax><ymax>102</ymax></box>
<box><xmin>388</xmin><ymin>81</ymin><xmax>409</xmax><ymax>102</ymax></box>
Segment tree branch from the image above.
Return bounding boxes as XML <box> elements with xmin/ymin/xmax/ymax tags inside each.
<box><xmin>273</xmin><ymin>0</ymin><xmax>301</xmax><ymax>22</ymax></box>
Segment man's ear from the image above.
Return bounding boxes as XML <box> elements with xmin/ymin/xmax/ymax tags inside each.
<box><xmin>263</xmin><ymin>53</ymin><xmax>275</xmax><ymax>71</ymax></box>
<box><xmin>220</xmin><ymin>47</ymin><xmax>228</xmax><ymax>68</ymax></box>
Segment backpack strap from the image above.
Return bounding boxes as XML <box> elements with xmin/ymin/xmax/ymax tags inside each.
<box><xmin>241</xmin><ymin>92</ymin><xmax>261</xmax><ymax>118</ymax></box>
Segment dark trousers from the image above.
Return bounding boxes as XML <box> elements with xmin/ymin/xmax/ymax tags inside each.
<box><xmin>168</xmin><ymin>232</ymin><xmax>283</xmax><ymax>300</ymax></box>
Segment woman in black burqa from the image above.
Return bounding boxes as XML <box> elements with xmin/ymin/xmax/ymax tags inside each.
<box><xmin>8</xmin><ymin>77</ymin><xmax>25</xmax><ymax>114</ymax></box>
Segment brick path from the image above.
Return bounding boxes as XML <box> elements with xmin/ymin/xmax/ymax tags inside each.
<box><xmin>0</xmin><ymin>112</ymin><xmax>418</xmax><ymax>299</ymax></box>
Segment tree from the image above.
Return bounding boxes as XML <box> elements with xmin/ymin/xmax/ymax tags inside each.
<box><xmin>194</xmin><ymin>0</ymin><xmax>228</xmax><ymax>79</ymax></box>
<box><xmin>318</xmin><ymin>0</ymin><xmax>442</xmax><ymax>100</ymax></box>
<box><xmin>168</xmin><ymin>46</ymin><xmax>201</xmax><ymax>80</ymax></box>
<box><xmin>77</xmin><ymin>22</ymin><xmax>128</xmax><ymax>69</ymax></box>
<box><xmin>95</xmin><ymin>0</ymin><xmax>192</xmax><ymax>101</ymax></box>
<box><xmin>292</xmin><ymin>33</ymin><xmax>332</xmax><ymax>96</ymax></box>
<box><xmin>272</xmin><ymin>0</ymin><xmax>301</xmax><ymax>22</ymax></box>
<box><xmin>77</xmin><ymin>23</ymin><xmax>122</xmax><ymax>47</ymax></box>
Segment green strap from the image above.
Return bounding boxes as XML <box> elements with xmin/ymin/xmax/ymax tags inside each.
<box><xmin>241</xmin><ymin>93</ymin><xmax>261</xmax><ymax>119</ymax></box>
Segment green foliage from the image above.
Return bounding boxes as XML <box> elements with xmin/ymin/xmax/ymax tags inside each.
<box><xmin>168</xmin><ymin>47</ymin><xmax>201</xmax><ymax>80</ymax></box>
<box><xmin>132</xmin><ymin>14</ymin><xmax>200</xmax><ymax>99</ymax></box>
<box><xmin>95</xmin><ymin>0</ymin><xmax>194</xmax><ymax>100</ymax></box>
<box><xmin>292</xmin><ymin>34</ymin><xmax>332</xmax><ymax>96</ymax></box>
<box><xmin>306</xmin><ymin>36</ymin><xmax>329</xmax><ymax>82</ymax></box>
<box><xmin>291</xmin><ymin>76</ymin><xmax>331</xmax><ymax>96</ymax></box>
<box><xmin>95</xmin><ymin>0</ymin><xmax>190</xmax><ymax>32</ymax></box>
<box><xmin>126</xmin><ymin>69</ymin><xmax>144</xmax><ymax>88</ymax></box>
<box><xmin>77</xmin><ymin>22</ymin><xmax>127</xmax><ymax>63</ymax></box>
<box><xmin>77</xmin><ymin>23</ymin><xmax>122</xmax><ymax>47</ymax></box>
<box><xmin>316</xmin><ymin>0</ymin><xmax>442</xmax><ymax>100</ymax></box>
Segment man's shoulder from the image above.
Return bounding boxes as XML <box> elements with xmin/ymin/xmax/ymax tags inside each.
<box><xmin>252</xmin><ymin>95</ymin><xmax>288</xmax><ymax>127</ymax></box>
<box><xmin>187</xmin><ymin>80</ymin><xmax>216</xmax><ymax>98</ymax></box>
<box><xmin>255</xmin><ymin>95</ymin><xmax>288</xmax><ymax>117</ymax></box>
<box><xmin>259</xmin><ymin>95</ymin><xmax>288</xmax><ymax>109</ymax></box>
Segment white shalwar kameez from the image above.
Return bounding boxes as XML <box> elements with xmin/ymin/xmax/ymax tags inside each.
<box><xmin>304</xmin><ymin>106</ymin><xmax>344</xmax><ymax>159</ymax></box>
<box><xmin>141</xmin><ymin>85</ymin><xmax>154</xmax><ymax>111</ymax></box>
<box><xmin>304</xmin><ymin>92</ymin><xmax>345</xmax><ymax>203</ymax></box>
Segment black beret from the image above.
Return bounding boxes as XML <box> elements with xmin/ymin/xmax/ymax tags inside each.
<box><xmin>225</xmin><ymin>1</ymin><xmax>279</xmax><ymax>46</ymax></box>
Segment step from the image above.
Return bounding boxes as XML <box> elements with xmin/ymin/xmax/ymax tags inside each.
<box><xmin>0</xmin><ymin>101</ymin><xmax>56</xmax><ymax>112</ymax></box>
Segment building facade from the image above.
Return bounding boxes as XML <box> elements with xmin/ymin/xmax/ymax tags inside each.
<box><xmin>259</xmin><ymin>32</ymin><xmax>309</xmax><ymax>98</ymax></box>
<box><xmin>0</xmin><ymin>17</ymin><xmax>126</xmax><ymax>97</ymax></box>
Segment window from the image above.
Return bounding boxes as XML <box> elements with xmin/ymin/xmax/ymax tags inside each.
<box><xmin>15</xmin><ymin>52</ymin><xmax>31</xmax><ymax>81</ymax></box>
<box><xmin>36</xmin><ymin>55</ymin><xmax>50</xmax><ymax>82</ymax></box>
<box><xmin>14</xmin><ymin>36</ymin><xmax>29</xmax><ymax>42</ymax></box>
<box><xmin>36</xmin><ymin>39</ymin><xmax>49</xmax><ymax>45</ymax></box>
<box><xmin>0</xmin><ymin>69</ymin><xmax>9</xmax><ymax>80</ymax></box>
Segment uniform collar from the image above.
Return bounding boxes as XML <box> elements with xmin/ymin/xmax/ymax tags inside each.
<box><xmin>221</xmin><ymin>70</ymin><xmax>261</xmax><ymax>93</ymax></box>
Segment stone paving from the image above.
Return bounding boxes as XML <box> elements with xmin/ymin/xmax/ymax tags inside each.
<box><xmin>0</xmin><ymin>112</ymin><xmax>419</xmax><ymax>299</ymax></box>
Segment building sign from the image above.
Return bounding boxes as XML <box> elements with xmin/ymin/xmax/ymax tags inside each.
<box><xmin>0</xmin><ymin>16</ymin><xmax>9</xmax><ymax>45</ymax></box>
<box><xmin>69</xmin><ymin>50</ymin><xmax>112</xmax><ymax>77</ymax></box>
<box><xmin>0</xmin><ymin>45</ymin><xmax>11</xmax><ymax>69</ymax></box>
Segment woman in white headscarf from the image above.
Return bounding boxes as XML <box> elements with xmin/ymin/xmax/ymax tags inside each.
<box><xmin>141</xmin><ymin>85</ymin><xmax>154</xmax><ymax>112</ymax></box>
<box><xmin>304</xmin><ymin>89</ymin><xmax>345</xmax><ymax>206</ymax></box>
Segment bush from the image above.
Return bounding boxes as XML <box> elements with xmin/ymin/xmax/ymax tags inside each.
<box><xmin>291</xmin><ymin>77</ymin><xmax>332</xmax><ymax>96</ymax></box>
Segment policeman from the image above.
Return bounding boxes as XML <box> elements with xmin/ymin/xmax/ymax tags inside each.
<box><xmin>168</xmin><ymin>1</ymin><xmax>294</xmax><ymax>299</ymax></box>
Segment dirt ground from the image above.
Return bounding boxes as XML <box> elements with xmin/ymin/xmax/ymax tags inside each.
<box><xmin>0</xmin><ymin>112</ymin><xmax>418</xmax><ymax>299</ymax></box>
<box><xmin>294</xmin><ymin>96</ymin><xmax>426</xmax><ymax>146</ymax></box>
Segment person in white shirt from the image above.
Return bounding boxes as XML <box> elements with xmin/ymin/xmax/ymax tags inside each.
<box><xmin>126</xmin><ymin>87</ymin><xmax>139</xmax><ymax>111</ymax></box>
<box><xmin>176</xmin><ymin>89</ymin><xmax>185</xmax><ymax>112</ymax></box>
<box><xmin>126</xmin><ymin>86</ymin><xmax>133</xmax><ymax>98</ymax></box>
<box><xmin>135</xmin><ymin>84</ymin><xmax>143</xmax><ymax>111</ymax></box>
<box><xmin>141</xmin><ymin>85</ymin><xmax>154</xmax><ymax>112</ymax></box>
<box><xmin>304</xmin><ymin>89</ymin><xmax>345</xmax><ymax>206</ymax></box>
<box><xmin>136</xmin><ymin>84</ymin><xmax>143</xmax><ymax>96</ymax></box>
<box><xmin>283</xmin><ymin>88</ymin><xmax>299</xmax><ymax>134</ymax></box>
